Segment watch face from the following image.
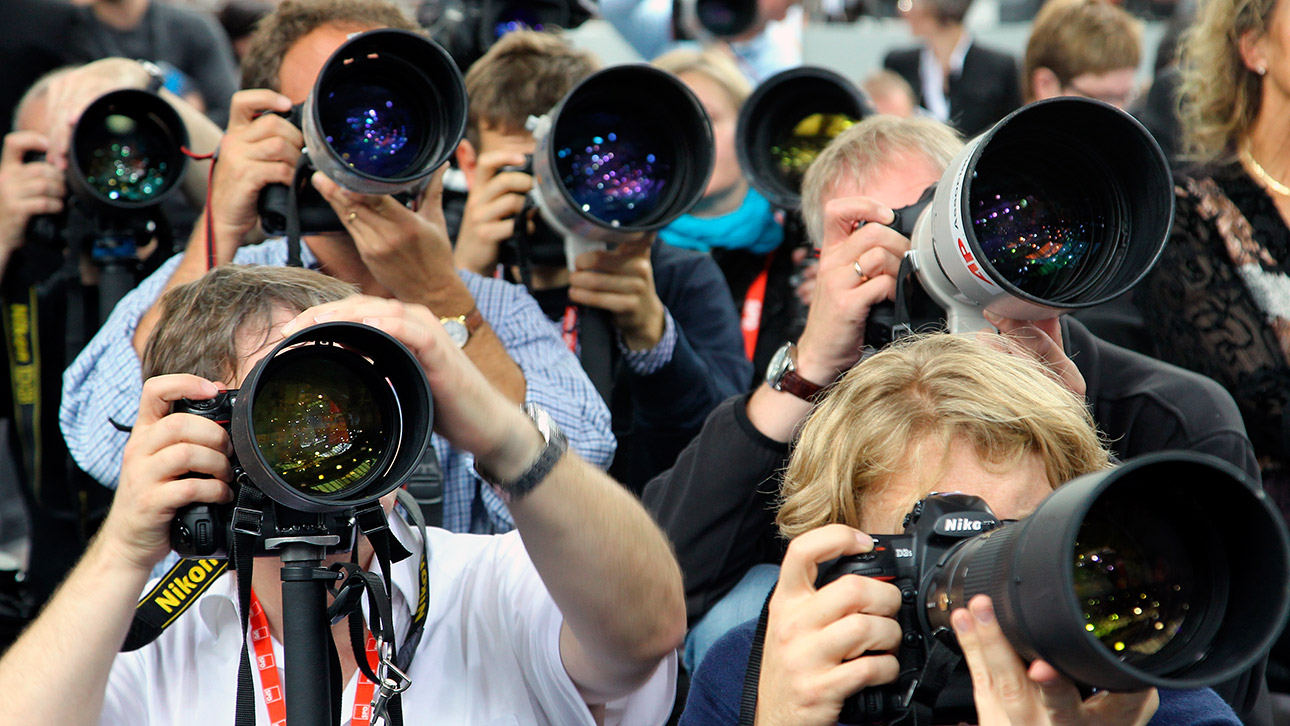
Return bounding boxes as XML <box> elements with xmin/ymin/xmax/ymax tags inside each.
<box><xmin>766</xmin><ymin>343</ymin><xmax>793</xmax><ymax>385</ymax></box>
<box><xmin>442</xmin><ymin>318</ymin><xmax>469</xmax><ymax>348</ymax></box>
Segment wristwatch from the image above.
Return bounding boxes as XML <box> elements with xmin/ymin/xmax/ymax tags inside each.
<box><xmin>766</xmin><ymin>342</ymin><xmax>827</xmax><ymax>403</ymax></box>
<box><xmin>475</xmin><ymin>404</ymin><xmax>568</xmax><ymax>503</ymax></box>
<box><xmin>439</xmin><ymin>307</ymin><xmax>484</xmax><ymax>348</ymax></box>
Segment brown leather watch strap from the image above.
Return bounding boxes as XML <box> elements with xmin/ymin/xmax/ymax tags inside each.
<box><xmin>462</xmin><ymin>306</ymin><xmax>484</xmax><ymax>336</ymax></box>
<box><xmin>777</xmin><ymin>368</ymin><xmax>827</xmax><ymax>403</ymax></box>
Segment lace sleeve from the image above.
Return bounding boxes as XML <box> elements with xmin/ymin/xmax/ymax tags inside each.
<box><xmin>1137</xmin><ymin>182</ymin><xmax>1290</xmax><ymax>462</ymax></box>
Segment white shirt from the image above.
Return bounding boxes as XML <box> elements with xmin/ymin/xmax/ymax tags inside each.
<box><xmin>100</xmin><ymin>521</ymin><xmax>677</xmax><ymax>726</ymax></box>
<box><xmin>919</xmin><ymin>33</ymin><xmax>973</xmax><ymax>122</ymax></box>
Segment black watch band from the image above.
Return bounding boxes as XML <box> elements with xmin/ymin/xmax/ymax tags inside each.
<box><xmin>475</xmin><ymin>404</ymin><xmax>568</xmax><ymax>503</ymax></box>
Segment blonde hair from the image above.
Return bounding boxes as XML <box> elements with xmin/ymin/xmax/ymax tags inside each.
<box><xmin>1022</xmin><ymin>0</ymin><xmax>1142</xmax><ymax>102</ymax></box>
<box><xmin>776</xmin><ymin>334</ymin><xmax>1112</xmax><ymax>538</ymax></box>
<box><xmin>652</xmin><ymin>46</ymin><xmax>753</xmax><ymax>109</ymax></box>
<box><xmin>1177</xmin><ymin>0</ymin><xmax>1277</xmax><ymax>160</ymax></box>
<box><xmin>800</xmin><ymin>115</ymin><xmax>962</xmax><ymax>246</ymax></box>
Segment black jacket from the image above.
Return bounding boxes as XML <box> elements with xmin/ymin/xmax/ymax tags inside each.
<box><xmin>884</xmin><ymin>42</ymin><xmax>1023</xmax><ymax>138</ymax></box>
<box><xmin>642</xmin><ymin>317</ymin><xmax>1267</xmax><ymax>725</ymax></box>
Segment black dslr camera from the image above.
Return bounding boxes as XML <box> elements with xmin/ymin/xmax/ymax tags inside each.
<box><xmin>168</xmin><ymin>321</ymin><xmax>432</xmax><ymax>559</ymax></box>
<box><xmin>496</xmin><ymin>154</ymin><xmax>568</xmax><ymax>269</ymax></box>
<box><xmin>815</xmin><ymin>453</ymin><xmax>1290</xmax><ymax>725</ymax></box>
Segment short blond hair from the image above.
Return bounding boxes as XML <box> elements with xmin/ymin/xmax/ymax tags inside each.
<box><xmin>799</xmin><ymin>115</ymin><xmax>962</xmax><ymax>246</ymax></box>
<box><xmin>776</xmin><ymin>334</ymin><xmax>1112</xmax><ymax>539</ymax></box>
<box><xmin>652</xmin><ymin>46</ymin><xmax>752</xmax><ymax>109</ymax></box>
<box><xmin>1022</xmin><ymin>0</ymin><xmax>1142</xmax><ymax>102</ymax></box>
<box><xmin>1177</xmin><ymin>0</ymin><xmax>1276</xmax><ymax>160</ymax></box>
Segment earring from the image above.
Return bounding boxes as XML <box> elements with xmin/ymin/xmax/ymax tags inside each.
<box><xmin>1258</xmin><ymin>64</ymin><xmax>1268</xmax><ymax>76</ymax></box>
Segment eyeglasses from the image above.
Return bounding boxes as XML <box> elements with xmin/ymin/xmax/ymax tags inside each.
<box><xmin>1061</xmin><ymin>80</ymin><xmax>1139</xmax><ymax>109</ymax></box>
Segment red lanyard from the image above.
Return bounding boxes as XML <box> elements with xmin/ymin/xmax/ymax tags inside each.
<box><xmin>741</xmin><ymin>254</ymin><xmax>774</xmax><ymax>360</ymax></box>
<box><xmin>561</xmin><ymin>304</ymin><xmax>580</xmax><ymax>354</ymax></box>
<box><xmin>249</xmin><ymin>590</ymin><xmax>379</xmax><ymax>726</ymax></box>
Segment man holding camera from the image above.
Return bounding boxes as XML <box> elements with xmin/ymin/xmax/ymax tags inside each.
<box><xmin>643</xmin><ymin>113</ymin><xmax>1269</xmax><ymax>722</ymax></box>
<box><xmin>452</xmin><ymin>30</ymin><xmax>751</xmax><ymax>492</ymax></box>
<box><xmin>0</xmin><ymin>57</ymin><xmax>222</xmax><ymax>611</ymax></box>
<box><xmin>61</xmin><ymin>0</ymin><xmax>614</xmax><ymax>538</ymax></box>
<box><xmin>0</xmin><ymin>264</ymin><xmax>683</xmax><ymax>724</ymax></box>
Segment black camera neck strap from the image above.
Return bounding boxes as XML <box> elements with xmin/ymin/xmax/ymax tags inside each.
<box><xmin>284</xmin><ymin>156</ymin><xmax>311</xmax><ymax>269</ymax></box>
<box><xmin>737</xmin><ymin>583</ymin><xmax>776</xmax><ymax>726</ymax></box>
<box><xmin>891</xmin><ymin>254</ymin><xmax>918</xmax><ymax>343</ymax></box>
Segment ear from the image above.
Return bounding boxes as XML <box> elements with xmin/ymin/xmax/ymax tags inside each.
<box><xmin>1030</xmin><ymin>67</ymin><xmax>1062</xmax><ymax>102</ymax></box>
<box><xmin>1239</xmin><ymin>27</ymin><xmax>1269</xmax><ymax>75</ymax></box>
<box><xmin>455</xmin><ymin>138</ymin><xmax>478</xmax><ymax>190</ymax></box>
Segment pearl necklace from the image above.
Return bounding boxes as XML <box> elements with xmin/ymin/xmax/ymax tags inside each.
<box><xmin>1242</xmin><ymin>141</ymin><xmax>1290</xmax><ymax>197</ymax></box>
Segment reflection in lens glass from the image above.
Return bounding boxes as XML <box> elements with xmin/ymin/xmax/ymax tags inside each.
<box><xmin>252</xmin><ymin>355</ymin><xmax>389</xmax><ymax>498</ymax></box>
<box><xmin>556</xmin><ymin>111</ymin><xmax>671</xmax><ymax>225</ymax></box>
<box><xmin>494</xmin><ymin>6</ymin><xmax>544</xmax><ymax>38</ymax></box>
<box><xmin>1073</xmin><ymin>514</ymin><xmax>1193</xmax><ymax>665</ymax></box>
<box><xmin>322</xmin><ymin>81</ymin><xmax>422</xmax><ymax>179</ymax></box>
<box><xmin>81</xmin><ymin>113</ymin><xmax>172</xmax><ymax>203</ymax></box>
<box><xmin>770</xmin><ymin>112</ymin><xmax>856</xmax><ymax>192</ymax></box>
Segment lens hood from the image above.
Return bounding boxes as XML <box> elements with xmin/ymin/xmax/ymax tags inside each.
<box><xmin>302</xmin><ymin>28</ymin><xmax>467</xmax><ymax>195</ymax></box>
<box><xmin>69</xmin><ymin>89</ymin><xmax>189</xmax><ymax>210</ymax></box>
<box><xmin>928</xmin><ymin>451</ymin><xmax>1290</xmax><ymax>691</ymax></box>
<box><xmin>911</xmin><ymin>97</ymin><xmax>1172</xmax><ymax>332</ymax></box>
<box><xmin>679</xmin><ymin>0</ymin><xmax>760</xmax><ymax>38</ymax></box>
<box><xmin>736</xmin><ymin>66</ymin><xmax>872</xmax><ymax>210</ymax></box>
<box><xmin>230</xmin><ymin>321</ymin><xmax>433</xmax><ymax>513</ymax></box>
<box><xmin>530</xmin><ymin>64</ymin><xmax>714</xmax><ymax>245</ymax></box>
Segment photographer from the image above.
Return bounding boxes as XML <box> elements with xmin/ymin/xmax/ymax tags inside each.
<box><xmin>0</xmin><ymin>57</ymin><xmax>221</xmax><ymax>609</ymax></box>
<box><xmin>679</xmin><ymin>333</ymin><xmax>1238</xmax><ymax>726</ymax></box>
<box><xmin>0</xmin><ymin>264</ymin><xmax>683</xmax><ymax>724</ymax></box>
<box><xmin>643</xmin><ymin>114</ymin><xmax>1268</xmax><ymax>722</ymax></box>
<box><xmin>452</xmin><ymin>30</ymin><xmax>750</xmax><ymax>492</ymax></box>
<box><xmin>60</xmin><ymin>0</ymin><xmax>614</xmax><ymax>538</ymax></box>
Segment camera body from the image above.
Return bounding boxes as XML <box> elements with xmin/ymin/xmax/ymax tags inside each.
<box><xmin>497</xmin><ymin>153</ymin><xmax>569</xmax><ymax>268</ymax></box>
<box><xmin>168</xmin><ymin>391</ymin><xmax>355</xmax><ymax>560</ymax></box>
<box><xmin>819</xmin><ymin>494</ymin><xmax>996</xmax><ymax>724</ymax></box>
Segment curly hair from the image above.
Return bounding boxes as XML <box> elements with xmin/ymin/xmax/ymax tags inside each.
<box><xmin>776</xmin><ymin>334</ymin><xmax>1112</xmax><ymax>539</ymax></box>
<box><xmin>1177</xmin><ymin>0</ymin><xmax>1278</xmax><ymax>160</ymax></box>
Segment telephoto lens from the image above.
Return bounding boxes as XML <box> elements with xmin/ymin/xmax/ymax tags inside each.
<box><xmin>909</xmin><ymin>97</ymin><xmax>1172</xmax><ymax>332</ymax></box>
<box><xmin>69</xmin><ymin>89</ymin><xmax>189</xmax><ymax>209</ymax></box>
<box><xmin>736</xmin><ymin>66</ymin><xmax>873</xmax><ymax>210</ymax></box>
<box><xmin>679</xmin><ymin>0</ymin><xmax>759</xmax><ymax>38</ymax></box>
<box><xmin>925</xmin><ymin>451</ymin><xmax>1290</xmax><ymax>691</ymax></box>
<box><xmin>302</xmin><ymin>28</ymin><xmax>467</xmax><ymax>196</ymax></box>
<box><xmin>529</xmin><ymin>64</ymin><xmax>714</xmax><ymax>246</ymax></box>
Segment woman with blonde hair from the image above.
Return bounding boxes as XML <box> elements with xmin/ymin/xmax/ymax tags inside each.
<box><xmin>1137</xmin><ymin>0</ymin><xmax>1290</xmax><ymax>526</ymax></box>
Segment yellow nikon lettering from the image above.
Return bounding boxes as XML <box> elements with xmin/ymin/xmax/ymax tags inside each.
<box><xmin>187</xmin><ymin>565</ymin><xmax>207</xmax><ymax>584</ymax></box>
<box><xmin>154</xmin><ymin>590</ymin><xmax>183</xmax><ymax>614</ymax></box>
<box><xmin>8</xmin><ymin>305</ymin><xmax>30</xmax><ymax>364</ymax></box>
<box><xmin>171</xmin><ymin>576</ymin><xmax>195</xmax><ymax>596</ymax></box>
<box><xmin>416</xmin><ymin>559</ymin><xmax>429</xmax><ymax>621</ymax></box>
<box><xmin>12</xmin><ymin>365</ymin><xmax>35</xmax><ymax>405</ymax></box>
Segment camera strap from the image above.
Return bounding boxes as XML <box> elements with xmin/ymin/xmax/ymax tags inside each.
<box><xmin>284</xmin><ymin>157</ymin><xmax>310</xmax><ymax>269</ymax></box>
<box><xmin>120</xmin><ymin>557</ymin><xmax>228</xmax><ymax>651</ymax></box>
<box><xmin>891</xmin><ymin>254</ymin><xmax>918</xmax><ymax>342</ymax></box>
<box><xmin>737</xmin><ymin>584</ymin><xmax>776</xmax><ymax>726</ymax></box>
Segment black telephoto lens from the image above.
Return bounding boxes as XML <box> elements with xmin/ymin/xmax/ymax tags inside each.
<box><xmin>736</xmin><ymin>66</ymin><xmax>872</xmax><ymax>210</ymax></box>
<box><xmin>923</xmin><ymin>452</ymin><xmax>1290</xmax><ymax>691</ymax></box>
<box><xmin>69</xmin><ymin>89</ymin><xmax>189</xmax><ymax>209</ymax></box>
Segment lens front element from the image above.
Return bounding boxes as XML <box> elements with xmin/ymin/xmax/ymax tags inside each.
<box><xmin>319</xmin><ymin>69</ymin><xmax>429</xmax><ymax>180</ymax></box>
<box><xmin>250</xmin><ymin>350</ymin><xmax>393</xmax><ymax>500</ymax></box>
<box><xmin>554</xmin><ymin>113</ymin><xmax>673</xmax><ymax>226</ymax></box>
<box><xmin>769</xmin><ymin>112</ymin><xmax>857</xmax><ymax>193</ymax></box>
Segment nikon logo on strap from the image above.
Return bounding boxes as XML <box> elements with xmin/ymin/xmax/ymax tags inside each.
<box><xmin>123</xmin><ymin>558</ymin><xmax>229</xmax><ymax>651</ymax></box>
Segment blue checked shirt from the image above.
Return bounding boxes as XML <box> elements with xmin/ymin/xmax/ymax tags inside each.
<box><xmin>60</xmin><ymin>238</ymin><xmax>615</xmax><ymax>536</ymax></box>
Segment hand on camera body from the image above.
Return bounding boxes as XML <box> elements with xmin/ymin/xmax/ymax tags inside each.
<box><xmin>453</xmin><ymin>149</ymin><xmax>534</xmax><ymax>276</ymax></box>
<box><xmin>793</xmin><ymin>196</ymin><xmax>907</xmax><ymax>386</ymax></box>
<box><xmin>757</xmin><ymin>524</ymin><xmax>903</xmax><ymax>726</ymax></box>
<box><xmin>105</xmin><ymin>375</ymin><xmax>234</xmax><ymax>573</ymax></box>
<box><xmin>281</xmin><ymin>296</ymin><xmax>542</xmax><ymax>481</ymax></box>
<box><xmin>0</xmin><ymin>132</ymin><xmax>64</xmax><ymax>256</ymax></box>
<box><xmin>952</xmin><ymin>595</ymin><xmax>1158</xmax><ymax>726</ymax></box>
<box><xmin>569</xmin><ymin>237</ymin><xmax>668</xmax><ymax>351</ymax></box>
<box><xmin>203</xmin><ymin>89</ymin><xmax>302</xmax><ymax>260</ymax></box>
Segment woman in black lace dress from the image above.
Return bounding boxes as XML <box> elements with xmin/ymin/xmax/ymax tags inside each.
<box><xmin>1138</xmin><ymin>0</ymin><xmax>1290</xmax><ymax>521</ymax></box>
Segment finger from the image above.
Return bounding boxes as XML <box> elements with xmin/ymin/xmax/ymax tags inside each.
<box><xmin>151</xmin><ymin>477</ymin><xmax>236</xmax><ymax>513</ymax></box>
<box><xmin>136</xmin><ymin>375</ymin><xmax>221</xmax><ymax>428</ymax></box>
<box><xmin>566</xmin><ymin>288</ymin><xmax>638</xmax><ymax>315</ymax></box>
<box><xmin>819</xmin><ymin>652</ymin><xmax>901</xmax><ymax>697</ymax></box>
<box><xmin>474</xmin><ymin>150</ymin><xmax>529</xmax><ymax>188</ymax></box>
<box><xmin>148</xmin><ymin>442</ymin><xmax>235</xmax><ymax>484</ymax></box>
<box><xmin>568</xmin><ymin>269</ymin><xmax>645</xmax><ymax>296</ymax></box>
<box><xmin>229</xmin><ymin>89</ymin><xmax>294</xmax><ymax>128</ymax></box>
<box><xmin>481</xmin><ymin>168</ymin><xmax>534</xmax><ymax>199</ymax></box>
<box><xmin>475</xmin><ymin>191</ymin><xmax>528</xmax><ymax>225</ymax></box>
<box><xmin>824</xmin><ymin>224</ymin><xmax>911</xmax><ymax>274</ymax></box>
<box><xmin>822</xmin><ymin>196</ymin><xmax>895</xmax><ymax>248</ymax></box>
<box><xmin>954</xmin><ymin>596</ymin><xmax>1040</xmax><ymax>722</ymax></box>
<box><xmin>817</xmin><ymin>610</ymin><xmax>904</xmax><ymax>661</ymax></box>
<box><xmin>778</xmin><ymin>524</ymin><xmax>875</xmax><ymax>599</ymax></box>
<box><xmin>1</xmin><ymin>131</ymin><xmax>50</xmax><ymax>166</ymax></box>
<box><xmin>237</xmin><ymin>118</ymin><xmax>305</xmax><ymax>157</ymax></box>
<box><xmin>813</xmin><ymin>574</ymin><xmax>903</xmax><ymax>619</ymax></box>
